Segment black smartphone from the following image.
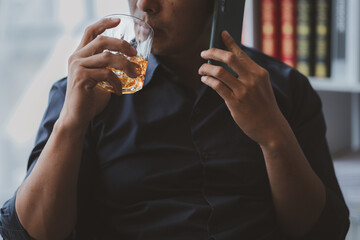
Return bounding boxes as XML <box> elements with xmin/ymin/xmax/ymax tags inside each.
<box><xmin>209</xmin><ymin>0</ymin><xmax>246</xmax><ymax>76</ymax></box>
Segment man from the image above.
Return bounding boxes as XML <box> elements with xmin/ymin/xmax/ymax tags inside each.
<box><xmin>0</xmin><ymin>0</ymin><xmax>349</xmax><ymax>239</ymax></box>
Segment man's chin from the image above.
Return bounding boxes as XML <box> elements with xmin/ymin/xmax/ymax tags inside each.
<box><xmin>149</xmin><ymin>33</ymin><xmax>187</xmax><ymax>57</ymax></box>
<box><xmin>150</xmin><ymin>45</ymin><xmax>172</xmax><ymax>57</ymax></box>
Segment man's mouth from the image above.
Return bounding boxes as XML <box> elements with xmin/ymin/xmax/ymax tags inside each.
<box><xmin>138</xmin><ymin>17</ymin><xmax>164</xmax><ymax>37</ymax></box>
<box><xmin>142</xmin><ymin>18</ymin><xmax>161</xmax><ymax>31</ymax></box>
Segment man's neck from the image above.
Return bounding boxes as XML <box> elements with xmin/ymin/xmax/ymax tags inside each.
<box><xmin>160</xmin><ymin>54</ymin><xmax>205</xmax><ymax>91</ymax></box>
<box><xmin>157</xmin><ymin>40</ymin><xmax>209</xmax><ymax>94</ymax></box>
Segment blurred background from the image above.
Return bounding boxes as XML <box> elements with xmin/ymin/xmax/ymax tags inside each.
<box><xmin>0</xmin><ymin>0</ymin><xmax>359</xmax><ymax>239</ymax></box>
<box><xmin>0</xmin><ymin>0</ymin><xmax>129</xmax><ymax>216</ymax></box>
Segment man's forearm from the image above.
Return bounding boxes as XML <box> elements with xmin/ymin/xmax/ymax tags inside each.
<box><xmin>15</xmin><ymin>119</ymin><xmax>88</xmax><ymax>240</ymax></box>
<box><xmin>260</xmin><ymin>122</ymin><xmax>326</xmax><ymax>238</ymax></box>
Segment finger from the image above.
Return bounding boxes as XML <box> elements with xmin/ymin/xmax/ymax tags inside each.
<box><xmin>201</xmin><ymin>32</ymin><xmax>256</xmax><ymax>74</ymax></box>
<box><xmin>201</xmin><ymin>48</ymin><xmax>249</xmax><ymax>76</ymax></box>
<box><xmin>221</xmin><ymin>31</ymin><xmax>243</xmax><ymax>54</ymax></box>
<box><xmin>83</xmin><ymin>68</ymin><xmax>123</xmax><ymax>95</ymax></box>
<box><xmin>80</xmin><ymin>51</ymin><xmax>139</xmax><ymax>78</ymax></box>
<box><xmin>222</xmin><ymin>31</ymin><xmax>261</xmax><ymax>70</ymax></box>
<box><xmin>77</xmin><ymin>17</ymin><xmax>121</xmax><ymax>50</ymax></box>
<box><xmin>77</xmin><ymin>36</ymin><xmax>137</xmax><ymax>58</ymax></box>
<box><xmin>198</xmin><ymin>63</ymin><xmax>243</xmax><ymax>90</ymax></box>
<box><xmin>201</xmin><ymin>75</ymin><xmax>233</xmax><ymax>101</ymax></box>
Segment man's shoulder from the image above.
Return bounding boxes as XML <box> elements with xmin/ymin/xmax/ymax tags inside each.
<box><xmin>241</xmin><ymin>46</ymin><xmax>319</xmax><ymax>121</ymax></box>
<box><xmin>242</xmin><ymin>45</ymin><xmax>313</xmax><ymax>95</ymax></box>
<box><xmin>242</xmin><ymin>46</ymin><xmax>300</xmax><ymax>83</ymax></box>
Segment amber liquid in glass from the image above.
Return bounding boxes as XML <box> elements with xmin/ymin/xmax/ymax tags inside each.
<box><xmin>98</xmin><ymin>56</ymin><xmax>148</xmax><ymax>94</ymax></box>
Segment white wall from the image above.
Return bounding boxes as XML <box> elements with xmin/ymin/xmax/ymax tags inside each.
<box><xmin>0</xmin><ymin>0</ymin><xmax>130</xmax><ymax>206</ymax></box>
<box><xmin>318</xmin><ymin>91</ymin><xmax>352</xmax><ymax>154</ymax></box>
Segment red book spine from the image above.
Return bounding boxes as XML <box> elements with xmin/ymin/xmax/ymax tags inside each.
<box><xmin>261</xmin><ymin>0</ymin><xmax>280</xmax><ymax>59</ymax></box>
<box><xmin>280</xmin><ymin>0</ymin><xmax>297</xmax><ymax>67</ymax></box>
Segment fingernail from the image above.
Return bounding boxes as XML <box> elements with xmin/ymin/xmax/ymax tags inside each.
<box><xmin>201</xmin><ymin>76</ymin><xmax>207</xmax><ymax>83</ymax></box>
<box><xmin>223</xmin><ymin>30</ymin><xmax>230</xmax><ymax>37</ymax></box>
<box><xmin>201</xmin><ymin>51</ymin><xmax>206</xmax><ymax>57</ymax></box>
<box><xmin>110</xmin><ymin>17</ymin><xmax>120</xmax><ymax>21</ymax></box>
<box><xmin>130</xmin><ymin>67</ymin><xmax>138</xmax><ymax>77</ymax></box>
<box><xmin>131</xmin><ymin>47</ymin><xmax>138</xmax><ymax>55</ymax></box>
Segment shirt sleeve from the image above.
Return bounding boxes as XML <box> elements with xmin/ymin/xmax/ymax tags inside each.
<box><xmin>287</xmin><ymin>70</ymin><xmax>350</xmax><ymax>239</ymax></box>
<box><xmin>0</xmin><ymin>79</ymin><xmax>67</xmax><ymax>240</ymax></box>
<box><xmin>0</xmin><ymin>190</ymin><xmax>35</xmax><ymax>240</ymax></box>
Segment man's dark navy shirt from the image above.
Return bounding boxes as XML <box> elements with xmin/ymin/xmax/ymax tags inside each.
<box><xmin>0</xmin><ymin>46</ymin><xmax>350</xmax><ymax>239</ymax></box>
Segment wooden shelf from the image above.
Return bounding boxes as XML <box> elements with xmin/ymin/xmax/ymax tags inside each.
<box><xmin>310</xmin><ymin>78</ymin><xmax>360</xmax><ymax>93</ymax></box>
<box><xmin>333</xmin><ymin>151</ymin><xmax>360</xmax><ymax>161</ymax></box>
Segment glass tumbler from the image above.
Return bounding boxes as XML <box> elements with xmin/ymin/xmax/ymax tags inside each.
<box><xmin>97</xmin><ymin>14</ymin><xmax>154</xmax><ymax>94</ymax></box>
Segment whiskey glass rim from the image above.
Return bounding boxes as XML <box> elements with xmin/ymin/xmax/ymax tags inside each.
<box><xmin>103</xmin><ymin>13</ymin><xmax>154</xmax><ymax>36</ymax></box>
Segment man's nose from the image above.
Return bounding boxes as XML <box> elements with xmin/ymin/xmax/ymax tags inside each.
<box><xmin>137</xmin><ymin>0</ymin><xmax>160</xmax><ymax>14</ymax></box>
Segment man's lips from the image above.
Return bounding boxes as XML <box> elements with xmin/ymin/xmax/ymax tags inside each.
<box><xmin>143</xmin><ymin>19</ymin><xmax>162</xmax><ymax>33</ymax></box>
<box><xmin>148</xmin><ymin>26</ymin><xmax>163</xmax><ymax>38</ymax></box>
<box><xmin>137</xmin><ymin>16</ymin><xmax>163</xmax><ymax>37</ymax></box>
<box><xmin>147</xmin><ymin>23</ymin><xmax>159</xmax><ymax>32</ymax></box>
<box><xmin>151</xmin><ymin>26</ymin><xmax>161</xmax><ymax>33</ymax></box>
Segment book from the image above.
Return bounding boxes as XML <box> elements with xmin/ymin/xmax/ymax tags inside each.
<box><xmin>314</xmin><ymin>0</ymin><xmax>332</xmax><ymax>78</ymax></box>
<box><xmin>280</xmin><ymin>0</ymin><xmax>296</xmax><ymax>67</ymax></box>
<box><xmin>261</xmin><ymin>0</ymin><xmax>280</xmax><ymax>59</ymax></box>
<box><xmin>296</xmin><ymin>0</ymin><xmax>315</xmax><ymax>76</ymax></box>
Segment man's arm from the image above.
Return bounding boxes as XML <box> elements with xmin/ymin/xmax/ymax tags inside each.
<box><xmin>15</xmin><ymin>118</ymin><xmax>88</xmax><ymax>240</ymax></box>
<box><xmin>3</xmin><ymin>17</ymin><xmax>138</xmax><ymax>240</ymax></box>
<box><xmin>259</xmin><ymin>122</ymin><xmax>326</xmax><ymax>237</ymax></box>
<box><xmin>199</xmin><ymin>31</ymin><xmax>349</xmax><ymax>238</ymax></box>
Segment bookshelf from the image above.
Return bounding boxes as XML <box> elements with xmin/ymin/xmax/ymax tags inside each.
<box><xmin>243</xmin><ymin>0</ymin><xmax>360</xmax><ymax>153</ymax></box>
<box><xmin>309</xmin><ymin>79</ymin><xmax>360</xmax><ymax>93</ymax></box>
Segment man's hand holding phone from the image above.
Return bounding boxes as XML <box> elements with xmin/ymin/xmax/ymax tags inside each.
<box><xmin>199</xmin><ymin>31</ymin><xmax>289</xmax><ymax>149</ymax></box>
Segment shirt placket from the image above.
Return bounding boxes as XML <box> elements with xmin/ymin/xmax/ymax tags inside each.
<box><xmin>190</xmin><ymin>86</ymin><xmax>218</xmax><ymax>240</ymax></box>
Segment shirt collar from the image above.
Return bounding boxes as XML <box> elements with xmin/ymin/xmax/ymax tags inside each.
<box><xmin>144</xmin><ymin>53</ymin><xmax>161</xmax><ymax>87</ymax></box>
<box><xmin>145</xmin><ymin>46</ymin><xmax>250</xmax><ymax>87</ymax></box>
